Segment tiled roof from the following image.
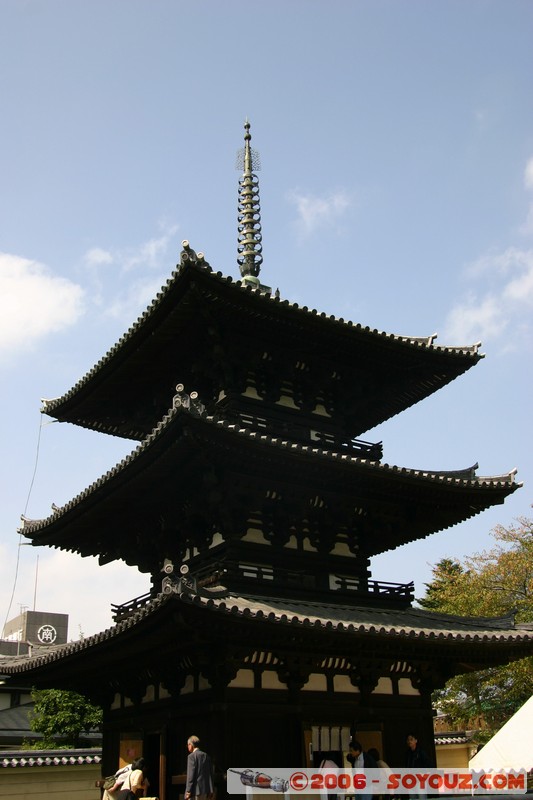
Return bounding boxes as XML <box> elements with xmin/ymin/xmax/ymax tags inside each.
<box><xmin>0</xmin><ymin>748</ymin><xmax>101</xmax><ymax>768</ymax></box>
<box><xmin>3</xmin><ymin>588</ymin><xmax>533</xmax><ymax>677</ymax></box>
<box><xmin>434</xmin><ymin>733</ymin><xmax>472</xmax><ymax>745</ymax></box>
<box><xmin>41</xmin><ymin>259</ymin><xmax>482</xmax><ymax>417</ymax></box>
<box><xmin>19</xmin><ymin>404</ymin><xmax>520</xmax><ymax>538</ymax></box>
<box><xmin>0</xmin><ymin>703</ymin><xmax>37</xmax><ymax>741</ymax></box>
<box><xmin>181</xmin><ymin>589</ymin><xmax>533</xmax><ymax>641</ymax></box>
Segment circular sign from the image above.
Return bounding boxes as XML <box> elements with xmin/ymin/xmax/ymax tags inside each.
<box><xmin>37</xmin><ymin>624</ymin><xmax>57</xmax><ymax>644</ymax></box>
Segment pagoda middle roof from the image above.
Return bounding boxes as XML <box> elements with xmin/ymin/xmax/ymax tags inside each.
<box><xmin>40</xmin><ymin>257</ymin><xmax>484</xmax><ymax>438</ymax></box>
<box><xmin>20</xmin><ymin>403</ymin><xmax>520</xmax><ymax>563</ymax></box>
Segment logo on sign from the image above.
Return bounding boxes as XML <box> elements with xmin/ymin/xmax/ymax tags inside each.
<box><xmin>37</xmin><ymin>624</ymin><xmax>57</xmax><ymax>644</ymax></box>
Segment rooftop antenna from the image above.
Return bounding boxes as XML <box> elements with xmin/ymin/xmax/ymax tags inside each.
<box><xmin>236</xmin><ymin>119</ymin><xmax>263</xmax><ymax>287</ymax></box>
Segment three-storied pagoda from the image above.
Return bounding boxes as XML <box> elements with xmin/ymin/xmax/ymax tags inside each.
<box><xmin>4</xmin><ymin>123</ymin><xmax>532</xmax><ymax>798</ymax></box>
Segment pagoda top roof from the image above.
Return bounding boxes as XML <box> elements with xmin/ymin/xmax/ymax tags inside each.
<box><xmin>20</xmin><ymin>401</ymin><xmax>520</xmax><ymax>563</ymax></box>
<box><xmin>40</xmin><ymin>252</ymin><xmax>484</xmax><ymax>438</ymax></box>
<box><xmin>3</xmin><ymin>587</ymin><xmax>533</xmax><ymax>683</ymax></box>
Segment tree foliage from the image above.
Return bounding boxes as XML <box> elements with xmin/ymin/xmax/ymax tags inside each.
<box><xmin>419</xmin><ymin>517</ymin><xmax>533</xmax><ymax>739</ymax></box>
<box><xmin>29</xmin><ymin>688</ymin><xmax>103</xmax><ymax>748</ymax></box>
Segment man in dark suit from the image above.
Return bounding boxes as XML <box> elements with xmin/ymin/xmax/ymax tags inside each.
<box><xmin>185</xmin><ymin>735</ymin><xmax>214</xmax><ymax>800</ymax></box>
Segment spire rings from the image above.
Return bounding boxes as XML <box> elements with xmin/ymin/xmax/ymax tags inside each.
<box><xmin>236</xmin><ymin>120</ymin><xmax>264</xmax><ymax>279</ymax></box>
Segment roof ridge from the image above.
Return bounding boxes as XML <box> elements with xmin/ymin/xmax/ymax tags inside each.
<box><xmin>19</xmin><ymin>404</ymin><xmax>519</xmax><ymax>536</ymax></box>
<box><xmin>41</xmin><ymin>257</ymin><xmax>483</xmax><ymax>416</ymax></box>
<box><xmin>179</xmin><ymin>590</ymin><xmax>533</xmax><ymax>639</ymax></box>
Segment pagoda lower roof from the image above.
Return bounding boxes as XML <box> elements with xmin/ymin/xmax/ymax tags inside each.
<box><xmin>20</xmin><ymin>404</ymin><xmax>520</xmax><ymax>563</ymax></box>
<box><xmin>3</xmin><ymin>588</ymin><xmax>533</xmax><ymax>686</ymax></box>
<box><xmin>40</xmin><ymin>256</ymin><xmax>483</xmax><ymax>439</ymax></box>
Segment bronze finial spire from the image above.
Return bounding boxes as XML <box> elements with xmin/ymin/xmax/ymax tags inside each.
<box><xmin>236</xmin><ymin>119</ymin><xmax>263</xmax><ymax>284</ymax></box>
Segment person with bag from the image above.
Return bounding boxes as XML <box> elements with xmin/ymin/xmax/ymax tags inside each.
<box><xmin>102</xmin><ymin>763</ymin><xmax>132</xmax><ymax>800</ymax></box>
<box><xmin>116</xmin><ymin>757</ymin><xmax>149</xmax><ymax>799</ymax></box>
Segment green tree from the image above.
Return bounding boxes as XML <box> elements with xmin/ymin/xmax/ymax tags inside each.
<box><xmin>29</xmin><ymin>688</ymin><xmax>102</xmax><ymax>748</ymax></box>
<box><xmin>419</xmin><ymin>517</ymin><xmax>533</xmax><ymax>739</ymax></box>
<box><xmin>418</xmin><ymin>558</ymin><xmax>469</xmax><ymax>612</ymax></box>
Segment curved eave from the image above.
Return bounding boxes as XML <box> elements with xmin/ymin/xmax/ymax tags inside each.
<box><xmin>182</xmin><ymin>589</ymin><xmax>533</xmax><ymax>646</ymax></box>
<box><xmin>40</xmin><ymin>259</ymin><xmax>483</xmax><ymax>436</ymax></box>
<box><xmin>19</xmin><ymin>406</ymin><xmax>520</xmax><ymax>559</ymax></box>
<box><xmin>0</xmin><ymin>594</ymin><xmax>174</xmax><ymax>682</ymax></box>
<box><xmin>3</xmin><ymin>590</ymin><xmax>533</xmax><ymax>683</ymax></box>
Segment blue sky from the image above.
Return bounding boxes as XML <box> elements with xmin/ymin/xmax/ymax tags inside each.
<box><xmin>1</xmin><ymin>0</ymin><xmax>532</xmax><ymax>638</ymax></box>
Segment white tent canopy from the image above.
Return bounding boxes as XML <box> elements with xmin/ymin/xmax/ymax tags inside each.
<box><xmin>469</xmin><ymin>695</ymin><xmax>533</xmax><ymax>771</ymax></box>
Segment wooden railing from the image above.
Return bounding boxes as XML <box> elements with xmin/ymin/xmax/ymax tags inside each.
<box><xmin>235</xmin><ymin>411</ymin><xmax>383</xmax><ymax>460</ymax></box>
<box><xmin>111</xmin><ymin>591</ymin><xmax>153</xmax><ymax>622</ymax></box>
<box><xmin>334</xmin><ymin>575</ymin><xmax>415</xmax><ymax>599</ymax></box>
<box><xmin>111</xmin><ymin>564</ymin><xmax>413</xmax><ymax>621</ymax></box>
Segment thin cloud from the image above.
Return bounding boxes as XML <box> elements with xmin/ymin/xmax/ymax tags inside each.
<box><xmin>522</xmin><ymin>206</ymin><xmax>533</xmax><ymax>237</ymax></box>
<box><xmin>443</xmin><ymin>157</ymin><xmax>533</xmax><ymax>349</ymax></box>
<box><xmin>524</xmin><ymin>158</ymin><xmax>533</xmax><ymax>190</ymax></box>
<box><xmin>85</xmin><ymin>247</ymin><xmax>114</xmax><ymax>266</ymax></box>
<box><xmin>443</xmin><ymin>292</ymin><xmax>507</xmax><ymax>345</ymax></box>
<box><xmin>1</xmin><ymin>548</ymin><xmax>149</xmax><ymax>639</ymax></box>
<box><xmin>83</xmin><ymin>222</ymin><xmax>180</xmax><ymax>319</ymax></box>
<box><xmin>465</xmin><ymin>246</ymin><xmax>533</xmax><ymax>280</ymax></box>
<box><xmin>121</xmin><ymin>224</ymin><xmax>179</xmax><ymax>272</ymax></box>
<box><xmin>521</xmin><ymin>158</ymin><xmax>533</xmax><ymax>235</ymax></box>
<box><xmin>288</xmin><ymin>189</ymin><xmax>352</xmax><ymax>238</ymax></box>
<box><xmin>0</xmin><ymin>253</ymin><xmax>84</xmax><ymax>361</ymax></box>
<box><xmin>504</xmin><ymin>260</ymin><xmax>533</xmax><ymax>304</ymax></box>
<box><xmin>83</xmin><ymin>223</ymin><xmax>179</xmax><ymax>274</ymax></box>
<box><xmin>473</xmin><ymin>107</ymin><xmax>491</xmax><ymax>133</ymax></box>
<box><xmin>442</xmin><ymin>248</ymin><xmax>533</xmax><ymax>347</ymax></box>
<box><xmin>105</xmin><ymin>275</ymin><xmax>169</xmax><ymax>320</ymax></box>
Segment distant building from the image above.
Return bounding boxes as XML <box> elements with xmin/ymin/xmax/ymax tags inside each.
<box><xmin>434</xmin><ymin>730</ymin><xmax>477</xmax><ymax>769</ymax></box>
<box><xmin>1</xmin><ymin>610</ymin><xmax>68</xmax><ymax>651</ymax></box>
<box><xmin>0</xmin><ymin>610</ymin><xmax>86</xmax><ymax>750</ymax></box>
<box><xmin>0</xmin><ymin>679</ymin><xmax>34</xmax><ymax>750</ymax></box>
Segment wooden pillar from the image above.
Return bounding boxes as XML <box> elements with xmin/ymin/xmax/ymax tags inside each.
<box><xmin>160</xmin><ymin>726</ymin><xmax>168</xmax><ymax>800</ymax></box>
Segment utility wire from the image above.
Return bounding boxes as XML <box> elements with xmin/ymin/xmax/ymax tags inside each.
<box><xmin>2</xmin><ymin>414</ymin><xmax>57</xmax><ymax>637</ymax></box>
